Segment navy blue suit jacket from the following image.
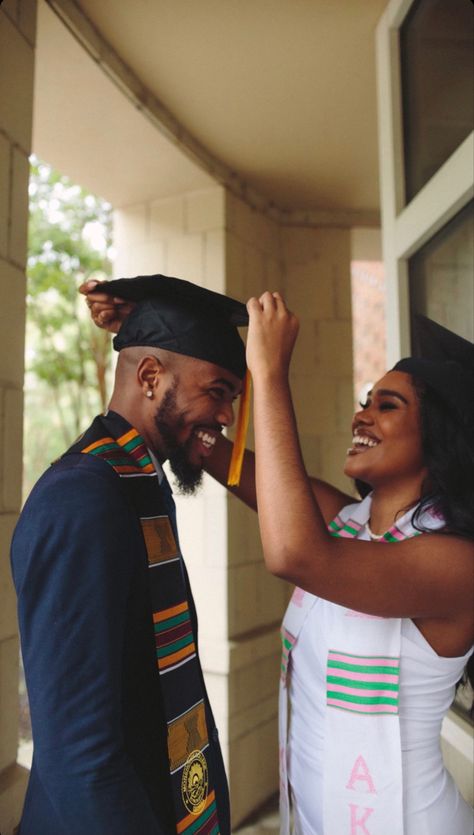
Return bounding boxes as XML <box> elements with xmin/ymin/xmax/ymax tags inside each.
<box><xmin>11</xmin><ymin>453</ymin><xmax>230</xmax><ymax>834</ymax></box>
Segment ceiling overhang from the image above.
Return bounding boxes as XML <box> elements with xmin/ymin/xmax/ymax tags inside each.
<box><xmin>35</xmin><ymin>0</ymin><xmax>386</xmax><ymax>226</ymax></box>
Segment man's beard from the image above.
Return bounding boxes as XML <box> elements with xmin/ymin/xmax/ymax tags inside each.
<box><xmin>154</xmin><ymin>382</ymin><xmax>203</xmax><ymax>495</ymax></box>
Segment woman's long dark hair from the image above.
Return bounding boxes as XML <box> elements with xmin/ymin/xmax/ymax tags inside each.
<box><xmin>356</xmin><ymin>373</ymin><xmax>474</xmax><ymax>701</ymax></box>
<box><xmin>412</xmin><ymin>377</ymin><xmax>474</xmax><ymax>538</ymax></box>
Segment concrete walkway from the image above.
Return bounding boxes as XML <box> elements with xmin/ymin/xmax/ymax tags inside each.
<box><xmin>233</xmin><ymin>794</ymin><xmax>280</xmax><ymax>835</ymax></box>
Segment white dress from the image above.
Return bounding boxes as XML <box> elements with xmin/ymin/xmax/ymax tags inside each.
<box><xmin>288</xmin><ymin>601</ymin><xmax>473</xmax><ymax>835</ymax></box>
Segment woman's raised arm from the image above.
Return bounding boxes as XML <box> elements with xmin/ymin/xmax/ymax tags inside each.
<box><xmin>245</xmin><ymin>292</ymin><xmax>474</xmax><ymax>624</ymax></box>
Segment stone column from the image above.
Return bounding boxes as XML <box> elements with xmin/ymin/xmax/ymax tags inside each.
<box><xmin>112</xmin><ymin>187</ymin><xmax>291</xmax><ymax>826</ymax></box>
<box><xmin>0</xmin><ymin>1</ymin><xmax>37</xmax><ymax>832</ymax></box>
<box><xmin>112</xmin><ymin>192</ymin><xmax>356</xmax><ymax>827</ymax></box>
<box><xmin>282</xmin><ymin>226</ymin><xmax>354</xmax><ymax>493</ymax></box>
<box><xmin>222</xmin><ymin>193</ymin><xmax>288</xmax><ymax>823</ymax></box>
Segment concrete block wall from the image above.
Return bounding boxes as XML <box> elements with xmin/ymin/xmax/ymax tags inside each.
<box><xmin>113</xmin><ymin>187</ymin><xmax>226</xmax><ymax>290</ymax></box>
<box><xmin>224</xmin><ymin>194</ymin><xmax>287</xmax><ymax>824</ymax></box>
<box><xmin>281</xmin><ymin>226</ymin><xmax>355</xmax><ymax>493</ymax></box>
<box><xmin>112</xmin><ymin>190</ymin><xmax>356</xmax><ymax>827</ymax></box>
<box><xmin>0</xmin><ymin>1</ymin><xmax>37</xmax><ymax>832</ymax></box>
<box><xmin>112</xmin><ymin>188</ymin><xmax>288</xmax><ymax>825</ymax></box>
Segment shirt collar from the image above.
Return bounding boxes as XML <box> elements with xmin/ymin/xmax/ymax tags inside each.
<box><xmin>147</xmin><ymin>447</ymin><xmax>165</xmax><ymax>484</ymax></box>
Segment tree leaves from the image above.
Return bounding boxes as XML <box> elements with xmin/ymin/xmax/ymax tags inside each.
<box><xmin>24</xmin><ymin>158</ymin><xmax>113</xmax><ymax>495</ymax></box>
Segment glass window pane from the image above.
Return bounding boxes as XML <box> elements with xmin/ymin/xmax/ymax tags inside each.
<box><xmin>409</xmin><ymin>200</ymin><xmax>474</xmax><ymax>341</ymax></box>
<box><xmin>408</xmin><ymin>200</ymin><xmax>473</xmax><ymax>724</ymax></box>
<box><xmin>400</xmin><ymin>0</ymin><xmax>474</xmax><ymax>203</ymax></box>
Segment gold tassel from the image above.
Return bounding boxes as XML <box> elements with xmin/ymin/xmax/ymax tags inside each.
<box><xmin>227</xmin><ymin>370</ymin><xmax>251</xmax><ymax>486</ymax></box>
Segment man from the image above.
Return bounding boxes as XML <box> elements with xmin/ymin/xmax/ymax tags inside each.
<box><xmin>11</xmin><ymin>274</ymin><xmax>249</xmax><ymax>834</ymax></box>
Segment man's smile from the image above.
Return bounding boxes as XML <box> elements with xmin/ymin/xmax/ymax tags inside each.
<box><xmin>193</xmin><ymin>427</ymin><xmax>220</xmax><ymax>456</ymax></box>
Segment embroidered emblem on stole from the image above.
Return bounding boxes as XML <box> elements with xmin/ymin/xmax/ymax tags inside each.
<box><xmin>181</xmin><ymin>749</ymin><xmax>209</xmax><ymax>815</ymax></box>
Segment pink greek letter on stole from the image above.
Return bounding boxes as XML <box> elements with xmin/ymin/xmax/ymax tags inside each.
<box><xmin>346</xmin><ymin>755</ymin><xmax>376</xmax><ymax>794</ymax></box>
<box><xmin>349</xmin><ymin>803</ymin><xmax>374</xmax><ymax>834</ymax></box>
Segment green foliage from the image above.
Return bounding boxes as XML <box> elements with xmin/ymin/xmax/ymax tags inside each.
<box><xmin>24</xmin><ymin>158</ymin><xmax>113</xmax><ymax>496</ymax></box>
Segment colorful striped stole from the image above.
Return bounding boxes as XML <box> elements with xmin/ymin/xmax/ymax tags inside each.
<box><xmin>326</xmin><ymin>649</ymin><xmax>400</xmax><ymax>715</ymax></box>
<box><xmin>78</xmin><ymin>411</ymin><xmax>222</xmax><ymax>835</ymax></box>
<box><xmin>329</xmin><ymin>511</ymin><xmax>422</xmax><ymax>543</ymax></box>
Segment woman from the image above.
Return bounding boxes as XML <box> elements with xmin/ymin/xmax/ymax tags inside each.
<box><xmin>83</xmin><ymin>281</ymin><xmax>473</xmax><ymax>835</ymax></box>
<box><xmin>243</xmin><ymin>291</ymin><xmax>473</xmax><ymax>835</ymax></box>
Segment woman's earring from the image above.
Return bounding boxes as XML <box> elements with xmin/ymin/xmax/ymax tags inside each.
<box><xmin>146</xmin><ymin>390</ymin><xmax>153</xmax><ymax>399</ymax></box>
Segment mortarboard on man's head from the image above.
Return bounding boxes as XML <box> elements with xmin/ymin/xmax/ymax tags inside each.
<box><xmin>90</xmin><ymin>274</ymin><xmax>251</xmax><ymax>485</ymax></box>
<box><xmin>393</xmin><ymin>315</ymin><xmax>474</xmax><ymax>423</ymax></box>
<box><xmin>92</xmin><ymin>274</ymin><xmax>249</xmax><ymax>380</ymax></box>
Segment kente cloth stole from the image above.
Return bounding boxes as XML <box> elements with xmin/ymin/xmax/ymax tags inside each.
<box><xmin>278</xmin><ymin>495</ymin><xmax>444</xmax><ymax>835</ymax></box>
<box><xmin>78</xmin><ymin>411</ymin><xmax>221</xmax><ymax>835</ymax></box>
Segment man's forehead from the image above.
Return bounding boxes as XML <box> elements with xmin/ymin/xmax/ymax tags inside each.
<box><xmin>184</xmin><ymin>355</ymin><xmax>243</xmax><ymax>395</ymax></box>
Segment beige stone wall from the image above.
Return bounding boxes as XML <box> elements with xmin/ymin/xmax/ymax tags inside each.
<box><xmin>112</xmin><ymin>188</ymin><xmax>289</xmax><ymax>826</ymax></box>
<box><xmin>224</xmin><ymin>194</ymin><xmax>288</xmax><ymax>823</ymax></box>
<box><xmin>282</xmin><ymin>226</ymin><xmax>354</xmax><ymax>493</ymax></box>
<box><xmin>0</xmin><ymin>1</ymin><xmax>37</xmax><ymax>832</ymax></box>
<box><xmin>222</xmin><ymin>216</ymin><xmax>356</xmax><ymax>822</ymax></box>
<box><xmin>113</xmin><ymin>187</ymin><xmax>226</xmax><ymax>290</ymax></box>
<box><xmin>109</xmin><ymin>192</ymin><xmax>356</xmax><ymax>828</ymax></box>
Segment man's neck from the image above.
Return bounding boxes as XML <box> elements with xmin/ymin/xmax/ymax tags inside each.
<box><xmin>107</xmin><ymin>397</ymin><xmax>165</xmax><ymax>463</ymax></box>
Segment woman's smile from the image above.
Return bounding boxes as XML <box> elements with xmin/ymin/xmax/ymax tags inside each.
<box><xmin>347</xmin><ymin>430</ymin><xmax>380</xmax><ymax>455</ymax></box>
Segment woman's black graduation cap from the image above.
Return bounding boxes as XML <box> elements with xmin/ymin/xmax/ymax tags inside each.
<box><xmin>91</xmin><ymin>273</ymin><xmax>251</xmax><ymax>485</ymax></box>
<box><xmin>394</xmin><ymin>315</ymin><xmax>474</xmax><ymax>422</ymax></box>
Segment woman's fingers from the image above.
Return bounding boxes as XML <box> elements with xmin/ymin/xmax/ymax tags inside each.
<box><xmin>247</xmin><ymin>290</ymin><xmax>292</xmax><ymax>317</ymax></box>
<box><xmin>247</xmin><ymin>296</ymin><xmax>262</xmax><ymax>313</ymax></box>
<box><xmin>258</xmin><ymin>290</ymin><xmax>276</xmax><ymax>306</ymax></box>
<box><xmin>78</xmin><ymin>279</ymin><xmax>99</xmax><ymax>293</ymax></box>
<box><xmin>254</xmin><ymin>290</ymin><xmax>289</xmax><ymax>314</ymax></box>
<box><xmin>78</xmin><ymin>278</ymin><xmax>135</xmax><ymax>333</ymax></box>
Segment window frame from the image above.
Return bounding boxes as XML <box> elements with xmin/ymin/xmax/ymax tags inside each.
<box><xmin>375</xmin><ymin>0</ymin><xmax>474</xmax><ymax>773</ymax></box>
<box><xmin>375</xmin><ymin>0</ymin><xmax>474</xmax><ymax>364</ymax></box>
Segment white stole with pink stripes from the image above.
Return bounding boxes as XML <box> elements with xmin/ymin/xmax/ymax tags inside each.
<box><xmin>278</xmin><ymin>495</ymin><xmax>444</xmax><ymax>835</ymax></box>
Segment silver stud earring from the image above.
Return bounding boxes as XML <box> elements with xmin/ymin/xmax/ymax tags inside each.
<box><xmin>146</xmin><ymin>390</ymin><xmax>153</xmax><ymax>399</ymax></box>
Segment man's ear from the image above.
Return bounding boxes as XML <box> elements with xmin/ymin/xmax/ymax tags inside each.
<box><xmin>136</xmin><ymin>355</ymin><xmax>164</xmax><ymax>398</ymax></box>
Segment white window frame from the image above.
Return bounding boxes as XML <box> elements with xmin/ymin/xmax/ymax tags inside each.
<box><xmin>375</xmin><ymin>0</ymin><xmax>474</xmax><ymax>367</ymax></box>
<box><xmin>375</xmin><ymin>0</ymin><xmax>474</xmax><ymax>804</ymax></box>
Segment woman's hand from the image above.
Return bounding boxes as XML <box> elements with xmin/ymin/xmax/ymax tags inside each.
<box><xmin>246</xmin><ymin>291</ymin><xmax>299</xmax><ymax>380</ymax></box>
<box><xmin>79</xmin><ymin>279</ymin><xmax>135</xmax><ymax>333</ymax></box>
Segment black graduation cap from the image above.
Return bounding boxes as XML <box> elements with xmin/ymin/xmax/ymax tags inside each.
<box><xmin>91</xmin><ymin>273</ymin><xmax>251</xmax><ymax>485</ymax></box>
<box><xmin>93</xmin><ymin>274</ymin><xmax>248</xmax><ymax>380</ymax></box>
<box><xmin>393</xmin><ymin>315</ymin><xmax>474</xmax><ymax>422</ymax></box>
